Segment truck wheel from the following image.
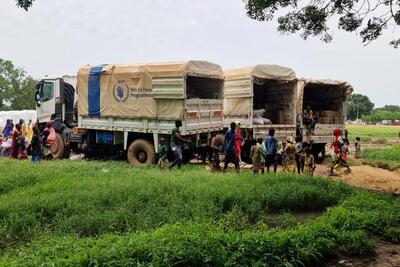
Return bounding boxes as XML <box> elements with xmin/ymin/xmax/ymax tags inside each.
<box><xmin>50</xmin><ymin>132</ymin><xmax>66</xmax><ymax>159</ymax></box>
<box><xmin>127</xmin><ymin>139</ymin><xmax>155</xmax><ymax>166</ymax></box>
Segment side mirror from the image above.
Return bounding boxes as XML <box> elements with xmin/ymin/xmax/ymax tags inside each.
<box><xmin>35</xmin><ymin>90</ymin><xmax>41</xmax><ymax>107</ymax></box>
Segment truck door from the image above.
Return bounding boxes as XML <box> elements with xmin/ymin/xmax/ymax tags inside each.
<box><xmin>36</xmin><ymin>80</ymin><xmax>57</xmax><ymax>123</ymax></box>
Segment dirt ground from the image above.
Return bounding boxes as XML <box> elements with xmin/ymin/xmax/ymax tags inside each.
<box><xmin>326</xmin><ymin>241</ymin><xmax>400</xmax><ymax>267</ymax></box>
<box><xmin>315</xmin><ymin>164</ymin><xmax>400</xmax><ymax>195</ymax></box>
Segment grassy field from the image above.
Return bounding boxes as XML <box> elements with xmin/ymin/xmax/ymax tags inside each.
<box><xmin>0</xmin><ymin>159</ymin><xmax>399</xmax><ymax>266</ymax></box>
<box><xmin>362</xmin><ymin>144</ymin><xmax>400</xmax><ymax>169</ymax></box>
<box><xmin>346</xmin><ymin>125</ymin><xmax>400</xmax><ymax>143</ymax></box>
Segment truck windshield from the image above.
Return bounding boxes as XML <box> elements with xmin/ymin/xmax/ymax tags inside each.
<box><xmin>41</xmin><ymin>82</ymin><xmax>54</xmax><ymax>102</ymax></box>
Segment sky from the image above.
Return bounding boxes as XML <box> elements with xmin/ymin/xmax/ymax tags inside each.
<box><xmin>0</xmin><ymin>0</ymin><xmax>399</xmax><ymax>107</ymax></box>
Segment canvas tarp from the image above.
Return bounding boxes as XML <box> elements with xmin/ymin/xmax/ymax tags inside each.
<box><xmin>224</xmin><ymin>64</ymin><xmax>297</xmax><ymax>81</ymax></box>
<box><xmin>304</xmin><ymin>79</ymin><xmax>354</xmax><ymax>95</ymax></box>
<box><xmin>78</xmin><ymin>61</ymin><xmax>223</xmax><ymax>119</ymax></box>
<box><xmin>224</xmin><ymin>64</ymin><xmax>297</xmax><ymax>117</ymax></box>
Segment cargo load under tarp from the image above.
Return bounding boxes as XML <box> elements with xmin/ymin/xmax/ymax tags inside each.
<box><xmin>78</xmin><ymin>61</ymin><xmax>224</xmax><ymax>120</ymax></box>
<box><xmin>224</xmin><ymin>65</ymin><xmax>297</xmax><ymax>119</ymax></box>
<box><xmin>224</xmin><ymin>65</ymin><xmax>297</xmax><ymax>138</ymax></box>
<box><xmin>301</xmin><ymin>79</ymin><xmax>353</xmax><ymax>125</ymax></box>
<box><xmin>299</xmin><ymin>79</ymin><xmax>354</xmax><ymax>144</ymax></box>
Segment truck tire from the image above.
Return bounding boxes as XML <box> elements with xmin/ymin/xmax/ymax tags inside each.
<box><xmin>211</xmin><ymin>134</ymin><xmax>224</xmax><ymax>149</ymax></box>
<box><xmin>127</xmin><ymin>139</ymin><xmax>155</xmax><ymax>166</ymax></box>
<box><xmin>50</xmin><ymin>132</ymin><xmax>66</xmax><ymax>159</ymax></box>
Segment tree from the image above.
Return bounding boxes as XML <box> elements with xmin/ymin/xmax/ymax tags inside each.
<box><xmin>15</xmin><ymin>0</ymin><xmax>35</xmax><ymax>11</ymax></box>
<box><xmin>0</xmin><ymin>58</ymin><xmax>37</xmax><ymax>111</ymax></box>
<box><xmin>347</xmin><ymin>93</ymin><xmax>374</xmax><ymax>120</ymax></box>
<box><xmin>244</xmin><ymin>0</ymin><xmax>400</xmax><ymax>47</ymax></box>
<box><xmin>362</xmin><ymin>109</ymin><xmax>400</xmax><ymax>123</ymax></box>
<box><xmin>376</xmin><ymin>105</ymin><xmax>400</xmax><ymax>112</ymax></box>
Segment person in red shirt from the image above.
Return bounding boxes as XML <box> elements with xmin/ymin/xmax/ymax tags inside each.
<box><xmin>329</xmin><ymin>128</ymin><xmax>351</xmax><ymax>176</ymax></box>
<box><xmin>235</xmin><ymin>122</ymin><xmax>244</xmax><ymax>163</ymax></box>
<box><xmin>10</xmin><ymin>124</ymin><xmax>21</xmax><ymax>159</ymax></box>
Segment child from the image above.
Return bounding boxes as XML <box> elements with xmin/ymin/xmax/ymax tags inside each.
<box><xmin>250</xmin><ymin>138</ymin><xmax>266</xmax><ymax>174</ymax></box>
<box><xmin>295</xmin><ymin>135</ymin><xmax>304</xmax><ymax>174</ymax></box>
<box><xmin>157</xmin><ymin>138</ymin><xmax>168</xmax><ymax>169</ymax></box>
<box><xmin>210</xmin><ymin>144</ymin><xmax>222</xmax><ymax>172</ymax></box>
<box><xmin>355</xmin><ymin>137</ymin><xmax>361</xmax><ymax>159</ymax></box>
<box><xmin>31</xmin><ymin>127</ymin><xmax>42</xmax><ymax>163</ymax></box>
<box><xmin>259</xmin><ymin>138</ymin><xmax>267</xmax><ymax>174</ymax></box>
<box><xmin>0</xmin><ymin>137</ymin><xmax>12</xmax><ymax>157</ymax></box>
<box><xmin>283</xmin><ymin>136</ymin><xmax>296</xmax><ymax>173</ymax></box>
<box><xmin>330</xmin><ymin>128</ymin><xmax>351</xmax><ymax>176</ymax></box>
<box><xmin>303</xmin><ymin>148</ymin><xmax>316</xmax><ymax>176</ymax></box>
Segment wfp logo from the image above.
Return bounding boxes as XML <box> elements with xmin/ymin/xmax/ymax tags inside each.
<box><xmin>113</xmin><ymin>82</ymin><xmax>129</xmax><ymax>102</ymax></box>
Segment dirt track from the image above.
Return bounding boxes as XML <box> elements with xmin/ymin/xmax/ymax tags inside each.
<box><xmin>315</xmin><ymin>165</ymin><xmax>400</xmax><ymax>195</ymax></box>
<box><xmin>327</xmin><ymin>241</ymin><xmax>400</xmax><ymax>267</ymax></box>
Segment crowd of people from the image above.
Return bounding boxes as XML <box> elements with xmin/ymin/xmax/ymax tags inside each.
<box><xmin>1</xmin><ymin>117</ymin><xmax>361</xmax><ymax>175</ymax></box>
<box><xmin>163</xmin><ymin>120</ymin><xmax>361</xmax><ymax>176</ymax></box>
<box><xmin>0</xmin><ymin>119</ymin><xmax>56</xmax><ymax>162</ymax></box>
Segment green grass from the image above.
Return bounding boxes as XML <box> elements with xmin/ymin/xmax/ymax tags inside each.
<box><xmin>346</xmin><ymin>125</ymin><xmax>400</xmax><ymax>143</ymax></box>
<box><xmin>0</xmin><ymin>159</ymin><xmax>399</xmax><ymax>266</ymax></box>
<box><xmin>362</xmin><ymin>144</ymin><xmax>400</xmax><ymax>169</ymax></box>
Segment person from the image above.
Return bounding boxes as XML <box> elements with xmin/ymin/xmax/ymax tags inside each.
<box><xmin>42</xmin><ymin>122</ymin><xmax>54</xmax><ymax>160</ymax></box>
<box><xmin>265</xmin><ymin>128</ymin><xmax>278</xmax><ymax>173</ymax></box>
<box><xmin>21</xmin><ymin>119</ymin><xmax>28</xmax><ymax>137</ymax></box>
<box><xmin>10</xmin><ymin>124</ymin><xmax>22</xmax><ymax>159</ymax></box>
<box><xmin>355</xmin><ymin>137</ymin><xmax>361</xmax><ymax>159</ymax></box>
<box><xmin>31</xmin><ymin>127</ymin><xmax>42</xmax><ymax>163</ymax></box>
<box><xmin>0</xmin><ymin>136</ymin><xmax>12</xmax><ymax>157</ymax></box>
<box><xmin>18</xmin><ymin>135</ymin><xmax>29</xmax><ymax>160</ymax></box>
<box><xmin>295</xmin><ymin>135</ymin><xmax>304</xmax><ymax>174</ymax></box>
<box><xmin>210</xmin><ymin>143</ymin><xmax>222</xmax><ymax>172</ymax></box>
<box><xmin>259</xmin><ymin>138</ymin><xmax>267</xmax><ymax>174</ymax></box>
<box><xmin>303</xmin><ymin>106</ymin><xmax>316</xmax><ymax>134</ymax></box>
<box><xmin>2</xmin><ymin>119</ymin><xmax>14</xmax><ymax>138</ymax></box>
<box><xmin>250</xmin><ymin>138</ymin><xmax>266</xmax><ymax>174</ymax></box>
<box><xmin>282</xmin><ymin>136</ymin><xmax>296</xmax><ymax>173</ymax></box>
<box><xmin>26</xmin><ymin>119</ymin><xmax>34</xmax><ymax>142</ymax></box>
<box><xmin>235</xmin><ymin>122</ymin><xmax>244</xmax><ymax>164</ymax></box>
<box><xmin>168</xmin><ymin>121</ymin><xmax>191</xmax><ymax>170</ymax></box>
<box><xmin>157</xmin><ymin>137</ymin><xmax>168</xmax><ymax>169</ymax></box>
<box><xmin>303</xmin><ymin>148</ymin><xmax>316</xmax><ymax>176</ymax></box>
<box><xmin>330</xmin><ymin>128</ymin><xmax>351</xmax><ymax>176</ymax></box>
<box><xmin>223</xmin><ymin>122</ymin><xmax>240</xmax><ymax>173</ymax></box>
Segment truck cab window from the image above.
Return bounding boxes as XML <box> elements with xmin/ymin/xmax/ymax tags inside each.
<box><xmin>41</xmin><ymin>82</ymin><xmax>54</xmax><ymax>102</ymax></box>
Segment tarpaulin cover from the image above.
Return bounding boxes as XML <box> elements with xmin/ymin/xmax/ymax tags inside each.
<box><xmin>304</xmin><ymin>79</ymin><xmax>354</xmax><ymax>95</ymax></box>
<box><xmin>224</xmin><ymin>64</ymin><xmax>296</xmax><ymax>117</ymax></box>
<box><xmin>0</xmin><ymin>110</ymin><xmax>36</xmax><ymax>128</ymax></box>
<box><xmin>225</xmin><ymin>64</ymin><xmax>297</xmax><ymax>81</ymax></box>
<box><xmin>78</xmin><ymin>61</ymin><xmax>223</xmax><ymax>119</ymax></box>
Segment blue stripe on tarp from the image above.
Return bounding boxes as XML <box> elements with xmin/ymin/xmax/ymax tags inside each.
<box><xmin>88</xmin><ymin>66</ymin><xmax>103</xmax><ymax>117</ymax></box>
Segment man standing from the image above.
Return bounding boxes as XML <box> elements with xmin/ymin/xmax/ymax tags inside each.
<box><xmin>265</xmin><ymin>128</ymin><xmax>278</xmax><ymax>173</ymax></box>
<box><xmin>169</xmin><ymin>120</ymin><xmax>191</xmax><ymax>170</ymax></box>
<box><xmin>224</xmin><ymin>122</ymin><xmax>240</xmax><ymax>173</ymax></box>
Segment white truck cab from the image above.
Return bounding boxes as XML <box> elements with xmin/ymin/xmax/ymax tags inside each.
<box><xmin>36</xmin><ymin>75</ymin><xmax>77</xmax><ymax>126</ymax></box>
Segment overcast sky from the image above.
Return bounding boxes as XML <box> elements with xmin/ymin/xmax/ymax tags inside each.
<box><xmin>1</xmin><ymin>0</ymin><xmax>398</xmax><ymax>107</ymax></box>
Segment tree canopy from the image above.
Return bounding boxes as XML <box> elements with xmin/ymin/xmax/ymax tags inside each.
<box><xmin>347</xmin><ymin>93</ymin><xmax>375</xmax><ymax>120</ymax></box>
<box><xmin>362</xmin><ymin>109</ymin><xmax>400</xmax><ymax>123</ymax></box>
<box><xmin>244</xmin><ymin>0</ymin><xmax>400</xmax><ymax>47</ymax></box>
<box><xmin>15</xmin><ymin>0</ymin><xmax>35</xmax><ymax>11</ymax></box>
<box><xmin>0</xmin><ymin>58</ymin><xmax>37</xmax><ymax>111</ymax></box>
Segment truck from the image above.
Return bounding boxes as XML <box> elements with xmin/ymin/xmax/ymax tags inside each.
<box><xmin>35</xmin><ymin>61</ymin><xmax>225</xmax><ymax>165</ymax></box>
<box><xmin>223</xmin><ymin>64</ymin><xmax>353</xmax><ymax>161</ymax></box>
